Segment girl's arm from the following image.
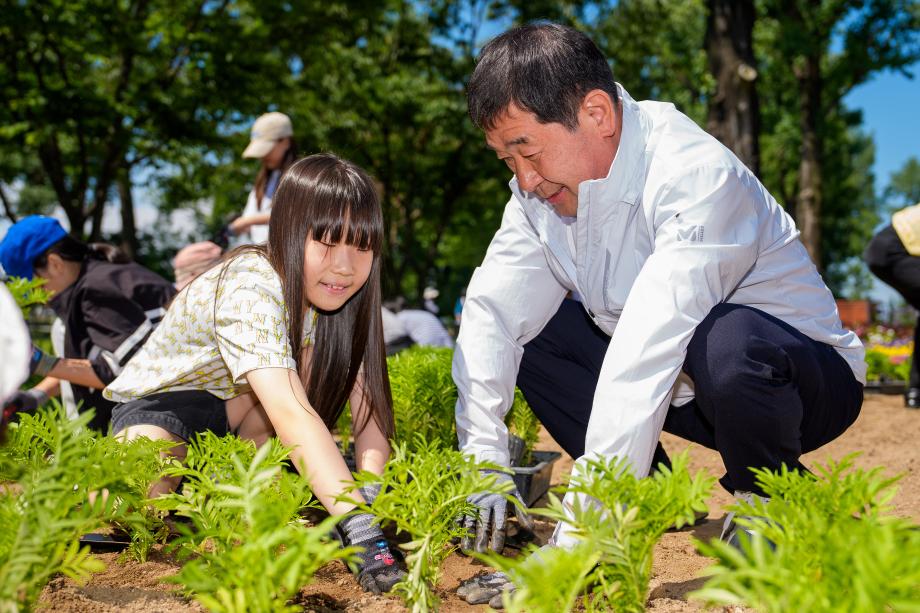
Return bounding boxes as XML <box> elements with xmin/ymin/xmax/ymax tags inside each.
<box><xmin>349</xmin><ymin>372</ymin><xmax>391</xmax><ymax>475</ymax></box>
<box><xmin>246</xmin><ymin>366</ymin><xmax>362</xmax><ymax>515</ymax></box>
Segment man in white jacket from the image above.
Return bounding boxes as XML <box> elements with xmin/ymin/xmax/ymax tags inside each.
<box><xmin>453</xmin><ymin>22</ymin><xmax>865</xmax><ymax>602</ymax></box>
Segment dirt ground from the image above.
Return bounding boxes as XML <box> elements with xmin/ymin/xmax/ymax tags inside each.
<box><xmin>40</xmin><ymin>393</ymin><xmax>920</xmax><ymax>612</ymax></box>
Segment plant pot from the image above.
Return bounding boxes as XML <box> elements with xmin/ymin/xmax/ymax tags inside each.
<box><xmin>511</xmin><ymin>450</ymin><xmax>562</xmax><ymax>506</ymax></box>
<box><xmin>864</xmin><ymin>380</ymin><xmax>907</xmax><ymax>395</ymax></box>
<box><xmin>835</xmin><ymin>299</ymin><xmax>872</xmax><ymax>329</ymax></box>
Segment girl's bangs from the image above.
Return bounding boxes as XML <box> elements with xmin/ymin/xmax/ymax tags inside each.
<box><xmin>310</xmin><ymin>190</ymin><xmax>382</xmax><ymax>252</ymax></box>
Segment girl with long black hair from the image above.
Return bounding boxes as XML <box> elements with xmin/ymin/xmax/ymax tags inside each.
<box><xmin>104</xmin><ymin>153</ymin><xmax>404</xmax><ymax>593</ymax></box>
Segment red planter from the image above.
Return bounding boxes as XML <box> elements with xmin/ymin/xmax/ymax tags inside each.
<box><xmin>836</xmin><ymin>299</ymin><xmax>871</xmax><ymax>329</ymax></box>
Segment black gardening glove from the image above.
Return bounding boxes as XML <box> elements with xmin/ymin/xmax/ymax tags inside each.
<box><xmin>4</xmin><ymin>389</ymin><xmax>48</xmax><ymax>415</ymax></box>
<box><xmin>460</xmin><ymin>470</ymin><xmax>534</xmax><ymax>554</ymax></box>
<box><xmin>337</xmin><ymin>513</ymin><xmax>405</xmax><ymax>594</ymax></box>
<box><xmin>29</xmin><ymin>346</ymin><xmax>58</xmax><ymax>378</ymax></box>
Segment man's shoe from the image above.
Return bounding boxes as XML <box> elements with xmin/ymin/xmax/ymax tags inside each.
<box><xmin>720</xmin><ymin>491</ymin><xmax>776</xmax><ymax>552</ymax></box>
<box><xmin>905</xmin><ymin>387</ymin><xmax>920</xmax><ymax>409</ymax></box>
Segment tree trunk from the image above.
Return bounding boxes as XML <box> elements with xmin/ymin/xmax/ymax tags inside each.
<box><xmin>705</xmin><ymin>0</ymin><xmax>761</xmax><ymax>176</ymax></box>
<box><xmin>0</xmin><ymin>184</ymin><xmax>17</xmax><ymax>223</ymax></box>
<box><xmin>796</xmin><ymin>53</ymin><xmax>823</xmax><ymax>270</ymax></box>
<box><xmin>118</xmin><ymin>168</ymin><xmax>138</xmax><ymax>260</ymax></box>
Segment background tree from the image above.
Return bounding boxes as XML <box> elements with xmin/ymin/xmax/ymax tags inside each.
<box><xmin>2</xmin><ymin>0</ymin><xmax>916</xmax><ymax>305</ymax></box>
<box><xmin>705</xmin><ymin>0</ymin><xmax>761</xmax><ymax>175</ymax></box>
<box><xmin>758</xmin><ymin>0</ymin><xmax>920</xmax><ymax>270</ymax></box>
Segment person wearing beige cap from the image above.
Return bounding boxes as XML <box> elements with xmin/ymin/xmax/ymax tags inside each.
<box><xmin>229</xmin><ymin>111</ymin><xmax>298</xmax><ymax>243</ymax></box>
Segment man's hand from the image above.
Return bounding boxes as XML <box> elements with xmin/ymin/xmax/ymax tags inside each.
<box><xmin>5</xmin><ymin>389</ymin><xmax>48</xmax><ymax>414</ymax></box>
<box><xmin>457</xmin><ymin>544</ymin><xmax>555</xmax><ymax>609</ymax></box>
<box><xmin>460</xmin><ymin>470</ymin><xmax>534</xmax><ymax>553</ymax></box>
<box><xmin>29</xmin><ymin>346</ymin><xmax>58</xmax><ymax>378</ymax></box>
<box><xmin>457</xmin><ymin>571</ymin><xmax>513</xmax><ymax>607</ymax></box>
<box><xmin>336</xmin><ymin>512</ymin><xmax>406</xmax><ymax>594</ymax></box>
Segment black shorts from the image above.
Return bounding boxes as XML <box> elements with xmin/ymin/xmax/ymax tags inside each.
<box><xmin>110</xmin><ymin>390</ymin><xmax>230</xmax><ymax>442</ymax></box>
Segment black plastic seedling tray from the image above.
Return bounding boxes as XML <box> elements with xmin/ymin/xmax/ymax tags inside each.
<box><xmin>511</xmin><ymin>450</ymin><xmax>562</xmax><ymax>507</ymax></box>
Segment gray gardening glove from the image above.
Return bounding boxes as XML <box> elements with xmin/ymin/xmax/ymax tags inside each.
<box><xmin>456</xmin><ymin>544</ymin><xmax>555</xmax><ymax>608</ymax></box>
<box><xmin>336</xmin><ymin>512</ymin><xmax>406</xmax><ymax>594</ymax></box>
<box><xmin>460</xmin><ymin>470</ymin><xmax>534</xmax><ymax>553</ymax></box>
<box><xmin>357</xmin><ymin>482</ymin><xmax>381</xmax><ymax>506</ymax></box>
<box><xmin>457</xmin><ymin>570</ymin><xmax>514</xmax><ymax>608</ymax></box>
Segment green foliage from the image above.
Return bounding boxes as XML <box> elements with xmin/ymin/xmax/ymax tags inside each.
<box><xmin>157</xmin><ymin>432</ymin><xmax>352</xmax><ymax>612</ymax></box>
<box><xmin>886</xmin><ymin>156</ymin><xmax>920</xmax><ymax>210</ymax></box>
<box><xmin>483</xmin><ymin>450</ymin><xmax>714</xmax><ymax>613</ymax></box>
<box><xmin>507</xmin><ymin>388</ymin><xmax>540</xmax><ymax>466</ymax></box>
<box><xmin>0</xmin><ymin>405</ymin><xmax>171</xmax><ymax>610</ymax></box>
<box><xmin>340</xmin><ymin>345</ymin><xmax>541</xmax><ymax>462</ymax></box>
<box><xmin>691</xmin><ymin>455</ymin><xmax>920</xmax><ymax>612</ymax></box>
<box><xmin>350</xmin><ymin>437</ymin><xmax>511</xmax><ymax>612</ymax></box>
<box><xmin>387</xmin><ymin>346</ymin><xmax>458</xmax><ymax>450</ymax></box>
<box><xmin>591</xmin><ymin>0</ymin><xmax>711</xmax><ymax>124</ymax></box>
<box><xmin>4</xmin><ymin>276</ymin><xmax>50</xmax><ymax>318</ymax></box>
<box><xmin>485</xmin><ymin>542</ymin><xmax>603</xmax><ymax>613</ymax></box>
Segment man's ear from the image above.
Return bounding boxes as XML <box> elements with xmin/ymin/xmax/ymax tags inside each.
<box><xmin>581</xmin><ymin>89</ymin><xmax>617</xmax><ymax>137</ymax></box>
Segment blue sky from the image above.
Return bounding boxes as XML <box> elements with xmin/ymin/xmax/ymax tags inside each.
<box><xmin>844</xmin><ymin>63</ymin><xmax>919</xmax><ymax>201</ymax></box>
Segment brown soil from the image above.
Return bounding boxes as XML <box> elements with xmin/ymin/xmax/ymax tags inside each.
<box><xmin>39</xmin><ymin>393</ymin><xmax>920</xmax><ymax>612</ymax></box>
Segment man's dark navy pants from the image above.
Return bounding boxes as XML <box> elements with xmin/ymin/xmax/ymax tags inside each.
<box><xmin>516</xmin><ymin>299</ymin><xmax>864</xmax><ymax>494</ymax></box>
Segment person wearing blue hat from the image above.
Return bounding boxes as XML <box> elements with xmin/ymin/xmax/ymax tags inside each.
<box><xmin>0</xmin><ymin>216</ymin><xmax>175</xmax><ymax>431</ymax></box>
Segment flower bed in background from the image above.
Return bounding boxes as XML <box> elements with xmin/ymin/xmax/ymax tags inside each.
<box><xmin>859</xmin><ymin>324</ymin><xmax>913</xmax><ymax>391</ymax></box>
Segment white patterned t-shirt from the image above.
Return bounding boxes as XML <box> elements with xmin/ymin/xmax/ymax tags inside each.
<box><xmin>104</xmin><ymin>252</ymin><xmax>314</xmax><ymax>402</ymax></box>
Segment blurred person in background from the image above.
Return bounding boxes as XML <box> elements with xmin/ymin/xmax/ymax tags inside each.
<box><xmin>422</xmin><ymin>285</ymin><xmax>440</xmax><ymax>315</ymax></box>
<box><xmin>225</xmin><ymin>112</ymin><xmax>298</xmax><ymax>244</ymax></box>
<box><xmin>385</xmin><ymin>296</ymin><xmax>454</xmax><ymax>348</ymax></box>
<box><xmin>172</xmin><ymin>240</ymin><xmax>223</xmax><ymax>291</ymax></box>
<box><xmin>381</xmin><ymin>305</ymin><xmax>414</xmax><ymax>355</ymax></box>
<box><xmin>0</xmin><ymin>216</ymin><xmax>175</xmax><ymax>431</ymax></box>
<box><xmin>0</xmin><ymin>284</ymin><xmax>31</xmax><ymax>441</ymax></box>
<box><xmin>865</xmin><ymin>201</ymin><xmax>920</xmax><ymax>408</ymax></box>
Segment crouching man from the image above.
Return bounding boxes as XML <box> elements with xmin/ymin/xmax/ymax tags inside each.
<box><xmin>452</xmin><ymin>22</ymin><xmax>864</xmax><ymax>605</ymax></box>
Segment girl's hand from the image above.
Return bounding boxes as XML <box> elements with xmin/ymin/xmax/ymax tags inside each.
<box><xmin>336</xmin><ymin>512</ymin><xmax>406</xmax><ymax>593</ymax></box>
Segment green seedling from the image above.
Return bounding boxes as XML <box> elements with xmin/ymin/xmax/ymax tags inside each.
<box><xmin>338</xmin><ymin>346</ymin><xmax>542</xmax><ymax>462</ymax></box>
<box><xmin>481</xmin><ymin>450</ymin><xmax>713</xmax><ymax>613</ymax></box>
<box><xmin>507</xmin><ymin>388</ymin><xmax>540</xmax><ymax>466</ymax></box>
<box><xmin>5</xmin><ymin>276</ymin><xmax>50</xmax><ymax>317</ymax></box>
<box><xmin>157</xmin><ymin>433</ymin><xmax>354</xmax><ymax>612</ymax></box>
<box><xmin>387</xmin><ymin>346</ymin><xmax>458</xmax><ymax>450</ymax></box>
<box><xmin>349</xmin><ymin>436</ymin><xmax>512</xmax><ymax>612</ymax></box>
<box><xmin>691</xmin><ymin>455</ymin><xmax>920</xmax><ymax>612</ymax></box>
<box><xmin>0</xmin><ymin>405</ymin><xmax>171</xmax><ymax>610</ymax></box>
<box><xmin>483</xmin><ymin>542</ymin><xmax>602</xmax><ymax>613</ymax></box>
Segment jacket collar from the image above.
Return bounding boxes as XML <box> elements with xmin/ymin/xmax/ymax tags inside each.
<box><xmin>579</xmin><ymin>85</ymin><xmax>649</xmax><ymax>208</ymax></box>
<box><xmin>508</xmin><ymin>84</ymin><xmax>650</xmax><ymax>215</ymax></box>
<box><xmin>48</xmin><ymin>260</ymin><xmax>90</xmax><ymax>318</ymax></box>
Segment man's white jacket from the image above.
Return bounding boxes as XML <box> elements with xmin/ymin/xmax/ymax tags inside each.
<box><xmin>452</xmin><ymin>85</ymin><xmax>866</xmax><ymax>539</ymax></box>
